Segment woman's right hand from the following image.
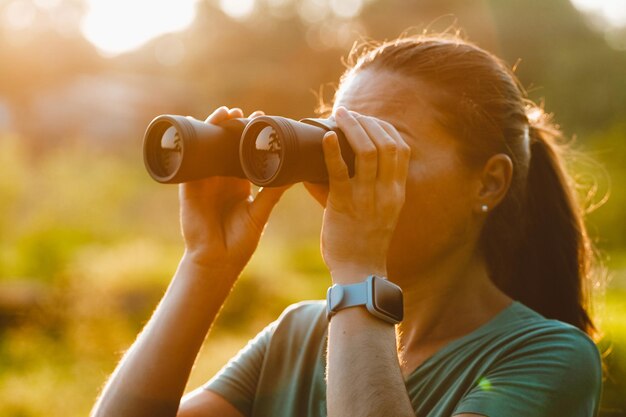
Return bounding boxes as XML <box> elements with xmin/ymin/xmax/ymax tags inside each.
<box><xmin>179</xmin><ymin>106</ymin><xmax>290</xmax><ymax>275</ymax></box>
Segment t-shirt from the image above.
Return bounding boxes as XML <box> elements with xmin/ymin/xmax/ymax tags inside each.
<box><xmin>204</xmin><ymin>300</ymin><xmax>602</xmax><ymax>417</ymax></box>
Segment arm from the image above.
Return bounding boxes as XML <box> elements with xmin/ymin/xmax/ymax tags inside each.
<box><xmin>91</xmin><ymin>107</ymin><xmax>289</xmax><ymax>417</ymax></box>
<box><xmin>321</xmin><ymin>107</ymin><xmax>415</xmax><ymax>417</ymax></box>
<box><xmin>91</xmin><ymin>256</ymin><xmax>241</xmax><ymax>417</ymax></box>
<box><xmin>327</xmin><ymin>306</ymin><xmax>414</xmax><ymax>417</ymax></box>
<box><xmin>178</xmin><ymin>389</ymin><xmax>244</xmax><ymax>417</ymax></box>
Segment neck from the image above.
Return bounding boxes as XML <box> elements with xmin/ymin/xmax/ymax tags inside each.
<box><xmin>389</xmin><ymin>244</ymin><xmax>512</xmax><ymax>370</ymax></box>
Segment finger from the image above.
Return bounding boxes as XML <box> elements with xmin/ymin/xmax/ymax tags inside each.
<box><xmin>249</xmin><ymin>110</ymin><xmax>265</xmax><ymax>119</ymax></box>
<box><xmin>379</xmin><ymin>122</ymin><xmax>412</xmax><ymax>182</ymax></box>
<box><xmin>248</xmin><ymin>184</ymin><xmax>291</xmax><ymax>230</ymax></box>
<box><xmin>334</xmin><ymin>106</ymin><xmax>377</xmax><ymax>182</ymax></box>
<box><xmin>205</xmin><ymin>106</ymin><xmax>230</xmax><ymax>124</ymax></box>
<box><xmin>322</xmin><ymin>131</ymin><xmax>351</xmax><ymax>197</ymax></box>
<box><xmin>355</xmin><ymin>116</ymin><xmax>398</xmax><ymax>183</ymax></box>
<box><xmin>378</xmin><ymin>120</ymin><xmax>409</xmax><ymax>148</ymax></box>
<box><xmin>228</xmin><ymin>107</ymin><xmax>244</xmax><ymax>118</ymax></box>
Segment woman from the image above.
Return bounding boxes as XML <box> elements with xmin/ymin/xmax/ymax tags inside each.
<box><xmin>92</xmin><ymin>34</ymin><xmax>602</xmax><ymax>417</ymax></box>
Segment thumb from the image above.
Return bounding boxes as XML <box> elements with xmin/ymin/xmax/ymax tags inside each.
<box><xmin>248</xmin><ymin>185</ymin><xmax>291</xmax><ymax>228</ymax></box>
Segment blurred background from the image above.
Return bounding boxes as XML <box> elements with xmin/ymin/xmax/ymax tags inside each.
<box><xmin>0</xmin><ymin>0</ymin><xmax>624</xmax><ymax>415</ymax></box>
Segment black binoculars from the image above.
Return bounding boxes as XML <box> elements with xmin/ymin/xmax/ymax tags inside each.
<box><xmin>143</xmin><ymin>114</ymin><xmax>356</xmax><ymax>187</ymax></box>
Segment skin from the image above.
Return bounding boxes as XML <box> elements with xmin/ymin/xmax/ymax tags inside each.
<box><xmin>320</xmin><ymin>69</ymin><xmax>513</xmax><ymax>417</ymax></box>
<box><xmin>91</xmin><ymin>68</ymin><xmax>514</xmax><ymax>417</ymax></box>
<box><xmin>90</xmin><ymin>107</ymin><xmax>289</xmax><ymax>417</ymax></box>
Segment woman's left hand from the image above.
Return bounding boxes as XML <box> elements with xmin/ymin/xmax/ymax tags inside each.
<box><xmin>321</xmin><ymin>106</ymin><xmax>411</xmax><ymax>285</ymax></box>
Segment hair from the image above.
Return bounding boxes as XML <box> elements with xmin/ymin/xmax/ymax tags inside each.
<box><xmin>330</xmin><ymin>33</ymin><xmax>602</xmax><ymax>338</ymax></box>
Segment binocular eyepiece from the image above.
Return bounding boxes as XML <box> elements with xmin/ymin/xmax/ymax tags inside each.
<box><xmin>143</xmin><ymin>114</ymin><xmax>355</xmax><ymax>186</ymax></box>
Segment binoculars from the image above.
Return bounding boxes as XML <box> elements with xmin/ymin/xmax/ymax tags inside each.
<box><xmin>143</xmin><ymin>114</ymin><xmax>355</xmax><ymax>187</ymax></box>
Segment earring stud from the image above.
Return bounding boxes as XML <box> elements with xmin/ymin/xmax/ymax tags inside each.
<box><xmin>481</xmin><ymin>205</ymin><xmax>489</xmax><ymax>213</ymax></box>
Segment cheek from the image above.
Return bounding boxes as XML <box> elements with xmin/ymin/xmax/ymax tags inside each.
<box><xmin>388</xmin><ymin>160</ymin><xmax>476</xmax><ymax>266</ymax></box>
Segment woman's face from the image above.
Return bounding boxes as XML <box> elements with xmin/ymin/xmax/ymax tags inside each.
<box><xmin>333</xmin><ymin>69</ymin><xmax>483</xmax><ymax>280</ymax></box>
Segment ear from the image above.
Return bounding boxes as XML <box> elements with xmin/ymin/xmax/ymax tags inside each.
<box><xmin>474</xmin><ymin>153</ymin><xmax>513</xmax><ymax>214</ymax></box>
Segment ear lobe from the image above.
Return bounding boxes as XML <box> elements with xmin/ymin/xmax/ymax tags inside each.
<box><xmin>476</xmin><ymin>153</ymin><xmax>513</xmax><ymax>211</ymax></box>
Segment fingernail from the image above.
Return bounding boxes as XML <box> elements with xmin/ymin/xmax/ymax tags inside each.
<box><xmin>323</xmin><ymin>131</ymin><xmax>337</xmax><ymax>141</ymax></box>
<box><xmin>335</xmin><ymin>106</ymin><xmax>348</xmax><ymax>118</ymax></box>
<box><xmin>323</xmin><ymin>132</ymin><xmax>338</xmax><ymax>149</ymax></box>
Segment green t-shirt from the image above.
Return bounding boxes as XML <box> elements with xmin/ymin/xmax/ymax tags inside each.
<box><xmin>204</xmin><ymin>300</ymin><xmax>602</xmax><ymax>417</ymax></box>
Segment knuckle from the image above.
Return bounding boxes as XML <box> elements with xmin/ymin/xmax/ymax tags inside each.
<box><xmin>380</xmin><ymin>140</ymin><xmax>398</xmax><ymax>154</ymax></box>
<box><xmin>357</xmin><ymin>146</ymin><xmax>377</xmax><ymax>160</ymax></box>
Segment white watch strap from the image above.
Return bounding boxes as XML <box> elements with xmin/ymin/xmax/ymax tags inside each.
<box><xmin>327</xmin><ymin>281</ymin><xmax>369</xmax><ymax>317</ymax></box>
<box><xmin>326</xmin><ymin>276</ymin><xmax>403</xmax><ymax>324</ymax></box>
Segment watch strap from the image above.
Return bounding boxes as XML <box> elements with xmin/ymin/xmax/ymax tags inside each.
<box><xmin>326</xmin><ymin>275</ymin><xmax>403</xmax><ymax>324</ymax></box>
<box><xmin>326</xmin><ymin>280</ymin><xmax>369</xmax><ymax>319</ymax></box>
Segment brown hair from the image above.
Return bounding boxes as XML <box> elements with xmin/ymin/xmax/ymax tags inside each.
<box><xmin>333</xmin><ymin>34</ymin><xmax>600</xmax><ymax>337</ymax></box>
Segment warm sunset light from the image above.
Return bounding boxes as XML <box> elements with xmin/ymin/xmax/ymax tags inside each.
<box><xmin>80</xmin><ymin>0</ymin><xmax>199</xmax><ymax>56</ymax></box>
<box><xmin>219</xmin><ymin>0</ymin><xmax>256</xmax><ymax>19</ymax></box>
<box><xmin>1</xmin><ymin>1</ymin><xmax>625</xmax><ymax>416</ymax></box>
<box><xmin>570</xmin><ymin>0</ymin><xmax>626</xmax><ymax>27</ymax></box>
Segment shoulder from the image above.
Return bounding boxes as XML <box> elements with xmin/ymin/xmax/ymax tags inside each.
<box><xmin>495</xmin><ymin>302</ymin><xmax>600</xmax><ymax>365</ymax></box>
<box><xmin>277</xmin><ymin>299</ymin><xmax>326</xmax><ymax>321</ymax></box>
<box><xmin>486</xmin><ymin>303</ymin><xmax>601</xmax><ymax>414</ymax></box>
<box><xmin>453</xmin><ymin>303</ymin><xmax>602</xmax><ymax>417</ymax></box>
<box><xmin>488</xmin><ymin>302</ymin><xmax>601</xmax><ymax>382</ymax></box>
<box><xmin>268</xmin><ymin>300</ymin><xmax>327</xmax><ymax>341</ymax></box>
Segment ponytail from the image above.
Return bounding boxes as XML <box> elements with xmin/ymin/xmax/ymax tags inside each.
<box><xmin>487</xmin><ymin>120</ymin><xmax>595</xmax><ymax>336</ymax></box>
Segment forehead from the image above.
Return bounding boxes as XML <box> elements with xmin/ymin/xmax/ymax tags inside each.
<box><xmin>333</xmin><ymin>69</ymin><xmax>442</xmax><ymax>133</ymax></box>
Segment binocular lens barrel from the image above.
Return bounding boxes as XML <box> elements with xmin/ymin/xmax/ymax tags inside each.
<box><xmin>240</xmin><ymin>116</ymin><xmax>354</xmax><ymax>186</ymax></box>
<box><xmin>143</xmin><ymin>115</ymin><xmax>248</xmax><ymax>184</ymax></box>
<box><xmin>142</xmin><ymin>114</ymin><xmax>355</xmax><ymax>186</ymax></box>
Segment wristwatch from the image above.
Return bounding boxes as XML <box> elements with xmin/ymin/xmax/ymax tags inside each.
<box><xmin>326</xmin><ymin>275</ymin><xmax>403</xmax><ymax>324</ymax></box>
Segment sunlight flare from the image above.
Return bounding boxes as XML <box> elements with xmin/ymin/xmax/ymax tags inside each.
<box><xmin>571</xmin><ymin>0</ymin><xmax>626</xmax><ymax>27</ymax></box>
<box><xmin>80</xmin><ymin>0</ymin><xmax>198</xmax><ymax>56</ymax></box>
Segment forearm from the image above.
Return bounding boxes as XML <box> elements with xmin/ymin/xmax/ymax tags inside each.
<box><xmin>91</xmin><ymin>254</ymin><xmax>239</xmax><ymax>417</ymax></box>
<box><xmin>326</xmin><ymin>306</ymin><xmax>414</xmax><ymax>417</ymax></box>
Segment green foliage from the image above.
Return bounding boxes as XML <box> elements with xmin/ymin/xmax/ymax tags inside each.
<box><xmin>584</xmin><ymin>123</ymin><xmax>626</xmax><ymax>251</ymax></box>
<box><xmin>12</xmin><ymin>227</ymin><xmax>93</xmax><ymax>282</ymax></box>
<box><xmin>598</xmin><ymin>290</ymin><xmax>626</xmax><ymax>416</ymax></box>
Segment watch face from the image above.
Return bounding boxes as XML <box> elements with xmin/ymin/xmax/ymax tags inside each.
<box><xmin>372</xmin><ymin>278</ymin><xmax>403</xmax><ymax>321</ymax></box>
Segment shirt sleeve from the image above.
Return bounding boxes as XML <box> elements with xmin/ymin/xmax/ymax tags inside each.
<box><xmin>452</xmin><ymin>326</ymin><xmax>603</xmax><ymax>417</ymax></box>
<box><xmin>203</xmin><ymin>319</ymin><xmax>278</xmax><ymax>417</ymax></box>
